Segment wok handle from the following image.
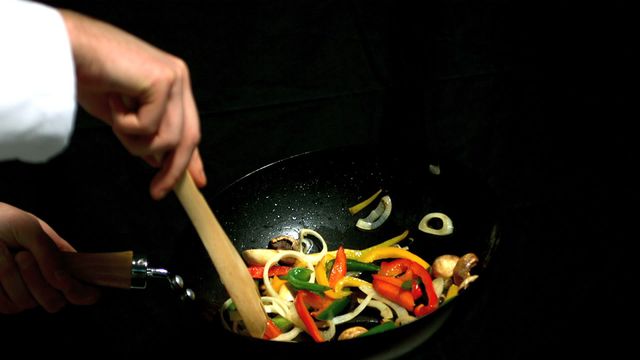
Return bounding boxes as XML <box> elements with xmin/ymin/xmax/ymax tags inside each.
<box><xmin>60</xmin><ymin>251</ymin><xmax>133</xmax><ymax>289</ymax></box>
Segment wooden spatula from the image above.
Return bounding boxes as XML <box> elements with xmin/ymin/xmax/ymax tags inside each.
<box><xmin>172</xmin><ymin>172</ymin><xmax>268</xmax><ymax>338</ymax></box>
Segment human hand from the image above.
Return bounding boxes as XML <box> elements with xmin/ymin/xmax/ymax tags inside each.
<box><xmin>0</xmin><ymin>203</ymin><xmax>100</xmax><ymax>314</ymax></box>
<box><xmin>59</xmin><ymin>9</ymin><xmax>207</xmax><ymax>200</ymax></box>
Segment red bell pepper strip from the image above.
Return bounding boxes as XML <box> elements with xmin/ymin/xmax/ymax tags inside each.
<box><xmin>402</xmin><ymin>278</ymin><xmax>423</xmax><ymax>300</ymax></box>
<box><xmin>405</xmin><ymin>261</ymin><xmax>438</xmax><ymax>316</ymax></box>
<box><xmin>328</xmin><ymin>245</ymin><xmax>347</xmax><ymax>288</ymax></box>
<box><xmin>300</xmin><ymin>290</ymin><xmax>332</xmax><ymax>316</ymax></box>
<box><xmin>295</xmin><ymin>289</ymin><xmax>346</xmax><ymax>320</ymax></box>
<box><xmin>263</xmin><ymin>318</ymin><xmax>283</xmax><ymax>340</ymax></box>
<box><xmin>372</xmin><ymin>277</ymin><xmax>415</xmax><ymax>311</ymax></box>
<box><xmin>378</xmin><ymin>259</ymin><xmax>439</xmax><ymax>316</ymax></box>
<box><xmin>372</xmin><ymin>274</ymin><xmax>405</xmax><ymax>288</ymax></box>
<box><xmin>294</xmin><ymin>291</ymin><xmax>325</xmax><ymax>342</ymax></box>
<box><xmin>247</xmin><ymin>265</ymin><xmax>291</xmax><ymax>279</ymax></box>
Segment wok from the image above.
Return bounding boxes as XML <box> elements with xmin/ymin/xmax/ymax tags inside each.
<box><xmin>171</xmin><ymin>144</ymin><xmax>500</xmax><ymax>359</ymax></box>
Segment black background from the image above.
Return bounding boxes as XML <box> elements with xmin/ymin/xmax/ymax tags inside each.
<box><xmin>0</xmin><ymin>1</ymin><xmax>633</xmax><ymax>358</ymax></box>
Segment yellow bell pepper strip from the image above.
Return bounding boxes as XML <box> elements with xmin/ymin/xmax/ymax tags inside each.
<box><xmin>314</xmin><ymin>254</ymin><xmax>332</xmax><ymax>287</ymax></box>
<box><xmin>329</xmin><ymin>245</ymin><xmax>347</xmax><ymax>288</ymax></box>
<box><xmin>270</xmin><ymin>275</ymin><xmax>287</xmax><ymax>293</ymax></box>
<box><xmin>358</xmin><ymin>229</ymin><xmax>409</xmax><ymax>255</ymax></box>
<box><xmin>263</xmin><ymin>318</ymin><xmax>283</xmax><ymax>340</ymax></box>
<box><xmin>247</xmin><ymin>265</ymin><xmax>291</xmax><ymax>279</ymax></box>
<box><xmin>280</xmin><ymin>268</ymin><xmax>330</xmax><ymax>294</ymax></box>
<box><xmin>294</xmin><ymin>291</ymin><xmax>325</xmax><ymax>343</ymax></box>
<box><xmin>348</xmin><ymin>189</ymin><xmax>382</xmax><ymax>215</ymax></box>
<box><xmin>328</xmin><ymin>276</ymin><xmax>371</xmax><ymax>299</ymax></box>
<box><xmin>326</xmin><ymin>230</ymin><xmax>410</xmax><ymax>260</ymax></box>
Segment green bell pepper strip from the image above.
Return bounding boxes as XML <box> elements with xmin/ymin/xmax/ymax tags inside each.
<box><xmin>315</xmin><ymin>296</ymin><xmax>350</xmax><ymax>321</ymax></box>
<box><xmin>280</xmin><ymin>267</ymin><xmax>331</xmax><ymax>294</ymax></box>
<box><xmin>271</xmin><ymin>315</ymin><xmax>294</xmax><ymax>332</ymax></box>
<box><xmin>358</xmin><ymin>321</ymin><xmax>397</xmax><ymax>337</ymax></box>
<box><xmin>347</xmin><ymin>259</ymin><xmax>381</xmax><ymax>272</ymax></box>
<box><xmin>327</xmin><ymin>258</ymin><xmax>381</xmax><ymax>273</ymax></box>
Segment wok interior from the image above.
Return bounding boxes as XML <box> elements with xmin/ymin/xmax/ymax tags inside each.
<box><xmin>173</xmin><ymin>145</ymin><xmax>499</xmax><ymax>351</ymax></box>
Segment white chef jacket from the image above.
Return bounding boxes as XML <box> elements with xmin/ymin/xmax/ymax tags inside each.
<box><xmin>0</xmin><ymin>0</ymin><xmax>76</xmax><ymax>163</ymax></box>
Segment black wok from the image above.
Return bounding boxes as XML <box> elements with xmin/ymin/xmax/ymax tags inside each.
<box><xmin>172</xmin><ymin>144</ymin><xmax>500</xmax><ymax>359</ymax></box>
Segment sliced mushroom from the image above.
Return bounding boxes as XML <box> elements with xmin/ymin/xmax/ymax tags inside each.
<box><xmin>241</xmin><ymin>249</ymin><xmax>297</xmax><ymax>266</ymax></box>
<box><xmin>268</xmin><ymin>235</ymin><xmax>301</xmax><ymax>252</ymax></box>
<box><xmin>432</xmin><ymin>254</ymin><xmax>459</xmax><ymax>279</ymax></box>
<box><xmin>338</xmin><ymin>326</ymin><xmax>368</xmax><ymax>340</ymax></box>
<box><xmin>452</xmin><ymin>253</ymin><xmax>479</xmax><ymax>286</ymax></box>
<box><xmin>458</xmin><ymin>274</ymin><xmax>479</xmax><ymax>290</ymax></box>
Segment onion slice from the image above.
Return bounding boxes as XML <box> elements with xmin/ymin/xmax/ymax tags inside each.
<box><xmin>356</xmin><ymin>195</ymin><xmax>392</xmax><ymax>230</ymax></box>
<box><xmin>418</xmin><ymin>212</ymin><xmax>454</xmax><ymax>236</ymax></box>
<box><xmin>332</xmin><ymin>291</ymin><xmax>374</xmax><ymax>325</ymax></box>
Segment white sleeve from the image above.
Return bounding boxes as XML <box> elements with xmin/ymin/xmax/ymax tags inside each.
<box><xmin>0</xmin><ymin>0</ymin><xmax>77</xmax><ymax>163</ymax></box>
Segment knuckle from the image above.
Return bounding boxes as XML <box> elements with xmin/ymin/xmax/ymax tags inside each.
<box><xmin>171</xmin><ymin>57</ymin><xmax>189</xmax><ymax>75</ymax></box>
<box><xmin>14</xmin><ymin>251</ymin><xmax>34</xmax><ymax>269</ymax></box>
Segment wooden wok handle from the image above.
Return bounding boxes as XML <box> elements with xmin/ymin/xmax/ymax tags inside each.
<box><xmin>60</xmin><ymin>251</ymin><xmax>133</xmax><ymax>289</ymax></box>
<box><xmin>173</xmin><ymin>172</ymin><xmax>268</xmax><ymax>338</ymax></box>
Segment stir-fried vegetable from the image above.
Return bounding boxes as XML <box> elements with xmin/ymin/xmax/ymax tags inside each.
<box><xmin>221</xmin><ymin>191</ymin><xmax>479</xmax><ymax>342</ymax></box>
<box><xmin>348</xmin><ymin>189</ymin><xmax>382</xmax><ymax>215</ymax></box>
<box><xmin>356</xmin><ymin>195</ymin><xmax>392</xmax><ymax>230</ymax></box>
<box><xmin>281</xmin><ymin>268</ymin><xmax>331</xmax><ymax>294</ymax></box>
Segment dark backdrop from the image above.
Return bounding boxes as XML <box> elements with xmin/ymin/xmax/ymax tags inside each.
<box><xmin>0</xmin><ymin>1</ymin><xmax>632</xmax><ymax>358</ymax></box>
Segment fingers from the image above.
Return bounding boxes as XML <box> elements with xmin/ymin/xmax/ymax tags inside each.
<box><xmin>2</xmin><ymin>208</ymin><xmax>68</xmax><ymax>292</ymax></box>
<box><xmin>0</xmin><ymin>204</ymin><xmax>100</xmax><ymax>314</ymax></box>
<box><xmin>0</xmin><ymin>244</ymin><xmax>37</xmax><ymax>313</ymax></box>
<box><xmin>13</xmin><ymin>251</ymin><xmax>66</xmax><ymax>313</ymax></box>
<box><xmin>19</xmin><ymin>218</ymin><xmax>101</xmax><ymax>307</ymax></box>
<box><xmin>0</xmin><ymin>250</ymin><xmax>99</xmax><ymax>314</ymax></box>
<box><xmin>109</xmin><ymin>91</ymin><xmax>183</xmax><ymax>159</ymax></box>
<box><xmin>188</xmin><ymin>148</ymin><xmax>207</xmax><ymax>188</ymax></box>
<box><xmin>62</xmin><ymin>10</ymin><xmax>207</xmax><ymax>199</ymax></box>
<box><xmin>149</xmin><ymin>90</ymin><xmax>201</xmax><ymax>199</ymax></box>
<box><xmin>108</xmin><ymin>59</ymin><xmax>206</xmax><ymax>199</ymax></box>
<box><xmin>182</xmin><ymin>75</ymin><xmax>207</xmax><ymax>189</ymax></box>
